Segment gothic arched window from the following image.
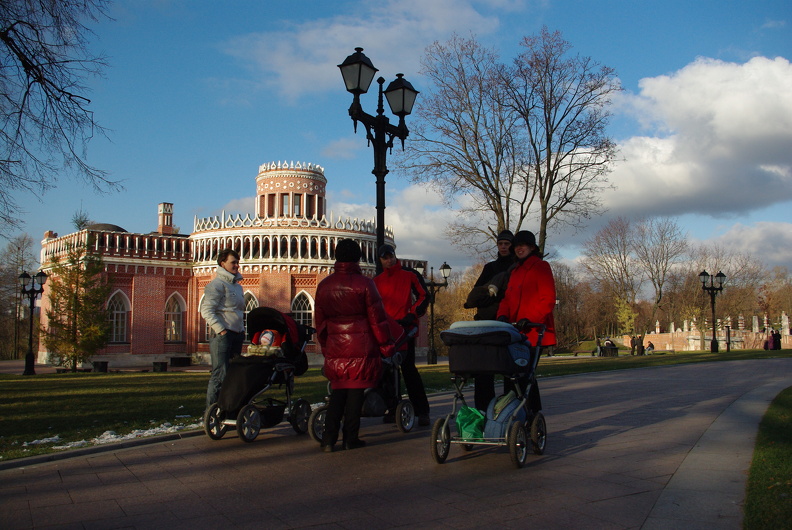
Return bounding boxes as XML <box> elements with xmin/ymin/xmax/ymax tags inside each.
<box><xmin>165</xmin><ymin>295</ymin><xmax>184</xmax><ymax>342</ymax></box>
<box><xmin>244</xmin><ymin>293</ymin><xmax>259</xmax><ymax>337</ymax></box>
<box><xmin>291</xmin><ymin>292</ymin><xmax>313</xmax><ymax>329</ymax></box>
<box><xmin>107</xmin><ymin>293</ymin><xmax>129</xmax><ymax>343</ymax></box>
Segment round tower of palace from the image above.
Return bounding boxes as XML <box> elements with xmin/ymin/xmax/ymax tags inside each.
<box><xmin>188</xmin><ymin>160</ymin><xmax>395</xmax><ymax>363</ymax></box>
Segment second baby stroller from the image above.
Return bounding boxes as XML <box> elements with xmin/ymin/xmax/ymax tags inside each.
<box><xmin>308</xmin><ymin>323</ymin><xmax>418</xmax><ymax>443</ymax></box>
<box><xmin>203</xmin><ymin>307</ymin><xmax>314</xmax><ymax>443</ymax></box>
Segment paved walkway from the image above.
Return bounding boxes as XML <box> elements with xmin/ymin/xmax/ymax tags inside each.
<box><xmin>1</xmin><ymin>359</ymin><xmax>790</xmax><ymax>529</ymax></box>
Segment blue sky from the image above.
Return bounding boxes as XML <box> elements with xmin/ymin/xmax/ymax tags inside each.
<box><xmin>12</xmin><ymin>0</ymin><xmax>792</xmax><ymax>274</ymax></box>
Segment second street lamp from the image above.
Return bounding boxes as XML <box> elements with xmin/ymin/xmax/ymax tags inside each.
<box><xmin>338</xmin><ymin>48</ymin><xmax>419</xmax><ymax>272</ymax></box>
<box><xmin>19</xmin><ymin>270</ymin><xmax>48</xmax><ymax>376</ymax></box>
<box><xmin>699</xmin><ymin>270</ymin><xmax>726</xmax><ymax>353</ymax></box>
<box><xmin>416</xmin><ymin>262</ymin><xmax>451</xmax><ymax>365</ymax></box>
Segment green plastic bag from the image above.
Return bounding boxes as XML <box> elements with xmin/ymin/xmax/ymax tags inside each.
<box><xmin>456</xmin><ymin>406</ymin><xmax>485</xmax><ymax>441</ymax></box>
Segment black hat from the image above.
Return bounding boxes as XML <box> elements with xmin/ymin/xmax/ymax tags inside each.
<box><xmin>496</xmin><ymin>230</ymin><xmax>513</xmax><ymax>243</ymax></box>
<box><xmin>512</xmin><ymin>230</ymin><xmax>537</xmax><ymax>248</ymax></box>
<box><xmin>378</xmin><ymin>244</ymin><xmax>396</xmax><ymax>257</ymax></box>
<box><xmin>335</xmin><ymin>238</ymin><xmax>362</xmax><ymax>263</ymax></box>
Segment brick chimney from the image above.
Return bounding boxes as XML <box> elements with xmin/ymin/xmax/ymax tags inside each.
<box><xmin>157</xmin><ymin>202</ymin><xmax>175</xmax><ymax>234</ymax></box>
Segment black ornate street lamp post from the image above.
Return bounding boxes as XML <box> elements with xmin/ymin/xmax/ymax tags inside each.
<box><xmin>338</xmin><ymin>48</ymin><xmax>419</xmax><ymax>272</ymax></box>
<box><xmin>699</xmin><ymin>270</ymin><xmax>726</xmax><ymax>353</ymax></box>
<box><xmin>19</xmin><ymin>270</ymin><xmax>48</xmax><ymax>375</ymax></box>
<box><xmin>416</xmin><ymin>262</ymin><xmax>451</xmax><ymax>365</ymax></box>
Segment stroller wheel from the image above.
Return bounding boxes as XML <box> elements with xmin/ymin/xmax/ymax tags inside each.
<box><xmin>236</xmin><ymin>405</ymin><xmax>261</xmax><ymax>443</ymax></box>
<box><xmin>508</xmin><ymin>420</ymin><xmax>528</xmax><ymax>468</ymax></box>
<box><xmin>395</xmin><ymin>400</ymin><xmax>415</xmax><ymax>433</ymax></box>
<box><xmin>430</xmin><ymin>418</ymin><xmax>451</xmax><ymax>464</ymax></box>
<box><xmin>289</xmin><ymin>399</ymin><xmax>312</xmax><ymax>434</ymax></box>
<box><xmin>203</xmin><ymin>403</ymin><xmax>228</xmax><ymax>440</ymax></box>
<box><xmin>530</xmin><ymin>413</ymin><xmax>547</xmax><ymax>455</ymax></box>
<box><xmin>309</xmin><ymin>404</ymin><xmax>328</xmax><ymax>444</ymax></box>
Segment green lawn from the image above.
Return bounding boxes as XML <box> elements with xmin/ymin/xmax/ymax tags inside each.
<box><xmin>743</xmin><ymin>385</ymin><xmax>792</xmax><ymax>529</ymax></box>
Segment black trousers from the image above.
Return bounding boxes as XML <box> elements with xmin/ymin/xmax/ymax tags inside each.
<box><xmin>474</xmin><ymin>374</ymin><xmax>495</xmax><ymax>411</ymax></box>
<box><xmin>322</xmin><ymin>388</ymin><xmax>365</xmax><ymax>446</ymax></box>
<box><xmin>401</xmin><ymin>338</ymin><xmax>429</xmax><ymax>416</ymax></box>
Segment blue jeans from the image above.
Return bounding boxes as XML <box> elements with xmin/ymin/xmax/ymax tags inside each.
<box><xmin>206</xmin><ymin>330</ymin><xmax>245</xmax><ymax>408</ymax></box>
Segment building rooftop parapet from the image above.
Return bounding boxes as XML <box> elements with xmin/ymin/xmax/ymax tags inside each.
<box><xmin>192</xmin><ymin>211</ymin><xmax>393</xmax><ymax>238</ymax></box>
<box><xmin>41</xmin><ymin>229</ymin><xmax>192</xmax><ymax>265</ymax></box>
<box><xmin>257</xmin><ymin>160</ymin><xmax>325</xmax><ymax>177</ymax></box>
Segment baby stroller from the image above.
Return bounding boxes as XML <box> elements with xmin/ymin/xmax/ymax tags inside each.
<box><xmin>430</xmin><ymin>320</ymin><xmax>546</xmax><ymax>468</ymax></box>
<box><xmin>203</xmin><ymin>307</ymin><xmax>314</xmax><ymax>443</ymax></box>
<box><xmin>308</xmin><ymin>324</ymin><xmax>418</xmax><ymax>443</ymax></box>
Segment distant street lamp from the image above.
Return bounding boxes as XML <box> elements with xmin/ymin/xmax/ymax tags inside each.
<box><xmin>19</xmin><ymin>270</ymin><xmax>48</xmax><ymax>375</ymax></box>
<box><xmin>338</xmin><ymin>48</ymin><xmax>419</xmax><ymax>272</ymax></box>
<box><xmin>699</xmin><ymin>270</ymin><xmax>726</xmax><ymax>353</ymax></box>
<box><xmin>416</xmin><ymin>262</ymin><xmax>451</xmax><ymax>365</ymax></box>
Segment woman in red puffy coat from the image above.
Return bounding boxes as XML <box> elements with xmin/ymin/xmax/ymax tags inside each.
<box><xmin>314</xmin><ymin>238</ymin><xmax>395</xmax><ymax>452</ymax></box>
<box><xmin>497</xmin><ymin>230</ymin><xmax>556</xmax><ymax>349</ymax></box>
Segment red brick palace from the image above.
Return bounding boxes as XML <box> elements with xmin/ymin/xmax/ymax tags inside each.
<box><xmin>37</xmin><ymin>161</ymin><xmax>426</xmax><ymax>368</ymax></box>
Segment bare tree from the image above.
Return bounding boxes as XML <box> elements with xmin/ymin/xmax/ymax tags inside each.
<box><xmin>399</xmin><ymin>35</ymin><xmax>521</xmax><ymax>249</ymax></box>
<box><xmin>0</xmin><ymin>0</ymin><xmax>117</xmax><ymax>232</ymax></box>
<box><xmin>399</xmin><ymin>29</ymin><xmax>619</xmax><ymax>254</ymax></box>
<box><xmin>0</xmin><ymin>233</ymin><xmax>35</xmax><ymax>359</ymax></box>
<box><xmin>582</xmin><ymin>217</ymin><xmax>643</xmax><ymax>306</ymax></box>
<box><xmin>633</xmin><ymin>217</ymin><xmax>688</xmax><ymax>324</ymax></box>
<box><xmin>503</xmin><ymin>27</ymin><xmax>620</xmax><ymax>252</ymax></box>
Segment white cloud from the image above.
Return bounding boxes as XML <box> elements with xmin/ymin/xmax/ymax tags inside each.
<box><xmin>606</xmin><ymin>56</ymin><xmax>792</xmax><ymax>218</ymax></box>
<box><xmin>321</xmin><ymin>137</ymin><xmax>363</xmax><ymax>160</ymax></box>
<box><xmin>219</xmin><ymin>0</ymin><xmax>501</xmax><ymax>102</ymax></box>
<box><xmin>708</xmin><ymin>221</ymin><xmax>792</xmax><ymax>270</ymax></box>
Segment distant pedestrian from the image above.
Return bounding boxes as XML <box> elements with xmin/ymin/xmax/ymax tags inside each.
<box><xmin>630</xmin><ymin>335</ymin><xmax>636</xmax><ymax>356</ymax></box>
<box><xmin>636</xmin><ymin>335</ymin><xmax>645</xmax><ymax>356</ymax></box>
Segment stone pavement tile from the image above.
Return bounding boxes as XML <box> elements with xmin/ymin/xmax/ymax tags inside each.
<box><xmin>143</xmin><ymin>477</ymin><xmax>198</xmax><ymax>497</ymax></box>
<box><xmin>573</xmin><ymin>490</ymin><xmax>662</xmax><ymax>527</ymax></box>
<box><xmin>30</xmin><ymin>499</ymin><xmax>125</xmax><ymax>527</ymax></box>
<box><xmin>81</xmin><ymin>511</ymin><xmax>179</xmax><ymax>530</ymax></box>
<box><xmin>26</xmin><ymin>486</ymin><xmax>73</xmax><ymax>509</ymax></box>
<box><xmin>115</xmin><ymin>494</ymin><xmax>172</xmax><ymax>516</ymax></box>
<box><xmin>0</xmin><ymin>509</ymin><xmax>33</xmax><ymax>530</ymax></box>
<box><xmin>642</xmin><ymin>516</ymin><xmax>740</xmax><ymax>530</ymax></box>
<box><xmin>67</xmin><ymin>480</ymin><xmax>151</xmax><ymax>503</ymax></box>
<box><xmin>96</xmin><ymin>468</ymin><xmax>140</xmax><ymax>485</ymax></box>
<box><xmin>507</xmin><ymin>506</ymin><xmax>623</xmax><ymax>529</ymax></box>
<box><xmin>668</xmin><ymin>466</ymin><xmax>748</xmax><ymax>495</ymax></box>
<box><xmin>648</xmin><ymin>488</ymin><xmax>744</xmax><ymax>523</ymax></box>
<box><xmin>57</xmin><ymin>470</ymin><xmax>102</xmax><ymax>488</ymax></box>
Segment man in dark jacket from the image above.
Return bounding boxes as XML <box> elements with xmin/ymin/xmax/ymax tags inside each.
<box><xmin>315</xmin><ymin>239</ymin><xmax>395</xmax><ymax>452</ymax></box>
<box><xmin>374</xmin><ymin>244</ymin><xmax>431</xmax><ymax>425</ymax></box>
<box><xmin>464</xmin><ymin>230</ymin><xmax>515</xmax><ymax>410</ymax></box>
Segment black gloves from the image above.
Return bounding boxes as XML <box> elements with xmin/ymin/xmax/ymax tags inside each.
<box><xmin>516</xmin><ymin>318</ymin><xmax>532</xmax><ymax>330</ymax></box>
<box><xmin>497</xmin><ymin>315</ymin><xmax>509</xmax><ymax>323</ymax></box>
<box><xmin>397</xmin><ymin>313</ymin><xmax>417</xmax><ymax>327</ymax></box>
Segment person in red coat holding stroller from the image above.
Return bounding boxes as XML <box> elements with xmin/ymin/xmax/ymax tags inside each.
<box><xmin>315</xmin><ymin>239</ymin><xmax>395</xmax><ymax>452</ymax></box>
<box><xmin>497</xmin><ymin>230</ymin><xmax>556</xmax><ymax>353</ymax></box>
<box><xmin>496</xmin><ymin>230</ymin><xmax>556</xmax><ymax>401</ymax></box>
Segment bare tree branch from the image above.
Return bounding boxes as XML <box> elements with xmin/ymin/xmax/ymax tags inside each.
<box><xmin>0</xmin><ymin>0</ymin><xmax>118</xmax><ymax>234</ymax></box>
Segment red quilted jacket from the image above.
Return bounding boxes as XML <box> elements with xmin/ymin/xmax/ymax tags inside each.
<box><xmin>315</xmin><ymin>261</ymin><xmax>395</xmax><ymax>389</ymax></box>
<box><xmin>497</xmin><ymin>254</ymin><xmax>557</xmax><ymax>347</ymax></box>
